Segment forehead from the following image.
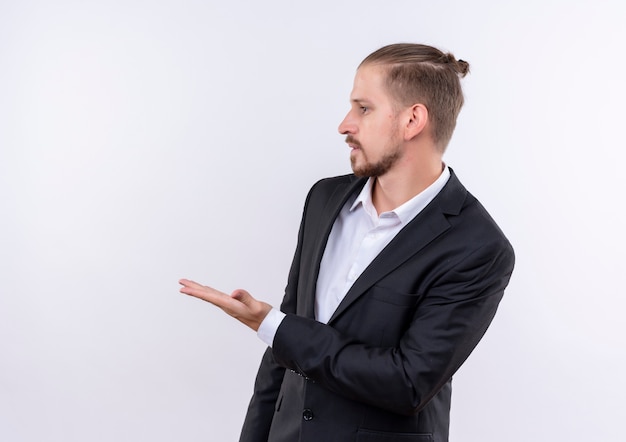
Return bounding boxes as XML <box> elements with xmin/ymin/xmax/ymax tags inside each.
<box><xmin>350</xmin><ymin>64</ymin><xmax>392</xmax><ymax>104</ymax></box>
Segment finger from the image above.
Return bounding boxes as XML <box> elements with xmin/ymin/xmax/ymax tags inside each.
<box><xmin>180</xmin><ymin>283</ymin><xmax>224</xmax><ymax>301</ymax></box>
<box><xmin>179</xmin><ymin>279</ymin><xmax>223</xmax><ymax>300</ymax></box>
<box><xmin>181</xmin><ymin>283</ymin><xmax>247</xmax><ymax>316</ymax></box>
<box><xmin>179</xmin><ymin>278</ymin><xmax>204</xmax><ymax>288</ymax></box>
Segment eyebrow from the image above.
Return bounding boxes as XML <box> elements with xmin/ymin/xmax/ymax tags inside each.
<box><xmin>351</xmin><ymin>98</ymin><xmax>372</xmax><ymax>105</ymax></box>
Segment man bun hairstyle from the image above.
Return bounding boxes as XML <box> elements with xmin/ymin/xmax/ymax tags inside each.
<box><xmin>360</xmin><ymin>43</ymin><xmax>469</xmax><ymax>151</ymax></box>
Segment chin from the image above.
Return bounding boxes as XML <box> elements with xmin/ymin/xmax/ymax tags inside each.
<box><xmin>350</xmin><ymin>161</ymin><xmax>365</xmax><ymax>177</ymax></box>
<box><xmin>351</xmin><ymin>167</ymin><xmax>372</xmax><ymax>178</ymax></box>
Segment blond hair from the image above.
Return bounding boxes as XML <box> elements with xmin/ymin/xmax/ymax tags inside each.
<box><xmin>360</xmin><ymin>43</ymin><xmax>469</xmax><ymax>151</ymax></box>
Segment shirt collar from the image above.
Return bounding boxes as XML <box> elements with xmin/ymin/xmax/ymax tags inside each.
<box><xmin>350</xmin><ymin>165</ymin><xmax>451</xmax><ymax>224</ymax></box>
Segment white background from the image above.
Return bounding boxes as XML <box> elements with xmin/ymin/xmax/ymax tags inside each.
<box><xmin>1</xmin><ymin>1</ymin><xmax>625</xmax><ymax>441</ymax></box>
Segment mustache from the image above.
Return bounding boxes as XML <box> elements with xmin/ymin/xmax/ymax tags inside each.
<box><xmin>345</xmin><ymin>136</ymin><xmax>361</xmax><ymax>148</ymax></box>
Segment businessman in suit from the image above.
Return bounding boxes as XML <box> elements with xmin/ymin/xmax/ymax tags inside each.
<box><xmin>180</xmin><ymin>43</ymin><xmax>515</xmax><ymax>442</ymax></box>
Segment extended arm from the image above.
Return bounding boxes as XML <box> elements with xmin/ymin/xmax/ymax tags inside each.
<box><xmin>180</xmin><ymin>237</ymin><xmax>513</xmax><ymax>416</ymax></box>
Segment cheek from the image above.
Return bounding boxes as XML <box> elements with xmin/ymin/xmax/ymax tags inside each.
<box><xmin>361</xmin><ymin>120</ymin><xmax>386</xmax><ymax>140</ymax></box>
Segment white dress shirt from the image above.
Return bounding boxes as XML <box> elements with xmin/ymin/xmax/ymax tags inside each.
<box><xmin>258</xmin><ymin>166</ymin><xmax>451</xmax><ymax>346</ymax></box>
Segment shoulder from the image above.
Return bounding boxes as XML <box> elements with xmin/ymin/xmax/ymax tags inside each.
<box><xmin>309</xmin><ymin>173</ymin><xmax>361</xmax><ymax>193</ymax></box>
<box><xmin>451</xmin><ymin>174</ymin><xmax>514</xmax><ymax>264</ymax></box>
<box><xmin>298</xmin><ymin>174</ymin><xmax>366</xmax><ymax>221</ymax></box>
<box><xmin>432</xmin><ymin>168</ymin><xmax>514</xmax><ymax>258</ymax></box>
<box><xmin>304</xmin><ymin>173</ymin><xmax>364</xmax><ymax>203</ymax></box>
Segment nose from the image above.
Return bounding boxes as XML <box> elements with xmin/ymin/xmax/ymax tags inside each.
<box><xmin>338</xmin><ymin>111</ymin><xmax>356</xmax><ymax>135</ymax></box>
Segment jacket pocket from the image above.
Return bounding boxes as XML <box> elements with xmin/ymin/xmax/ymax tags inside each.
<box><xmin>368</xmin><ymin>285</ymin><xmax>420</xmax><ymax>307</ymax></box>
<box><xmin>356</xmin><ymin>428</ymin><xmax>433</xmax><ymax>441</ymax></box>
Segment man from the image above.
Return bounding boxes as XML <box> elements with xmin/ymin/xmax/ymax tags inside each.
<box><xmin>180</xmin><ymin>43</ymin><xmax>515</xmax><ymax>442</ymax></box>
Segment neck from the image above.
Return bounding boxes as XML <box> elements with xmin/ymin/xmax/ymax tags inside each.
<box><xmin>371</xmin><ymin>149</ymin><xmax>443</xmax><ymax>214</ymax></box>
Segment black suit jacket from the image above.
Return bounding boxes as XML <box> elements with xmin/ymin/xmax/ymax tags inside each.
<box><xmin>240</xmin><ymin>170</ymin><xmax>515</xmax><ymax>442</ymax></box>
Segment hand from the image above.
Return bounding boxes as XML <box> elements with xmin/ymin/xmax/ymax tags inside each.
<box><xmin>179</xmin><ymin>278</ymin><xmax>272</xmax><ymax>331</ymax></box>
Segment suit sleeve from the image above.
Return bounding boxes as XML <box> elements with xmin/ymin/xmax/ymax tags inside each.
<box><xmin>238</xmin><ymin>184</ymin><xmax>315</xmax><ymax>442</ymax></box>
<box><xmin>271</xmin><ymin>236</ymin><xmax>515</xmax><ymax>416</ymax></box>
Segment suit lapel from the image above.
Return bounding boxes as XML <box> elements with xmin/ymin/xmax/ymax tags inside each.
<box><xmin>327</xmin><ymin>170</ymin><xmax>468</xmax><ymax>324</ymax></box>
<box><xmin>303</xmin><ymin>176</ymin><xmax>368</xmax><ymax>318</ymax></box>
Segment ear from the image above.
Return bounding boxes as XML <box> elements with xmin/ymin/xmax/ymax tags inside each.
<box><xmin>403</xmin><ymin>104</ymin><xmax>429</xmax><ymax>141</ymax></box>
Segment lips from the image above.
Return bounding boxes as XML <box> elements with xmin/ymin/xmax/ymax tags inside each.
<box><xmin>345</xmin><ymin>136</ymin><xmax>361</xmax><ymax>150</ymax></box>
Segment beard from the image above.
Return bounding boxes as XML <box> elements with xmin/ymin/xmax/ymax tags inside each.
<box><xmin>351</xmin><ymin>149</ymin><xmax>401</xmax><ymax>177</ymax></box>
<box><xmin>349</xmin><ymin>136</ymin><xmax>403</xmax><ymax>178</ymax></box>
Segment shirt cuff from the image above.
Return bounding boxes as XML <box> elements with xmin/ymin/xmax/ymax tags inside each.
<box><xmin>257</xmin><ymin>307</ymin><xmax>286</xmax><ymax>348</ymax></box>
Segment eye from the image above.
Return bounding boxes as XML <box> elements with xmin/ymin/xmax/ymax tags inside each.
<box><xmin>360</xmin><ymin>106</ymin><xmax>369</xmax><ymax>114</ymax></box>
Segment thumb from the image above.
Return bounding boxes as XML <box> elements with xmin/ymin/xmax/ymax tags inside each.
<box><xmin>231</xmin><ymin>289</ymin><xmax>252</xmax><ymax>304</ymax></box>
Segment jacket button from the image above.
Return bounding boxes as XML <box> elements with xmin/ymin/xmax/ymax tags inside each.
<box><xmin>302</xmin><ymin>409</ymin><xmax>314</xmax><ymax>421</ymax></box>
